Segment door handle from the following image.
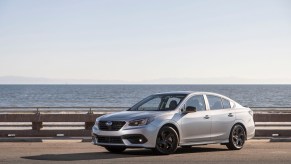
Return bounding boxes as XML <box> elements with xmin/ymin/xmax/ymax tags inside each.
<box><xmin>228</xmin><ymin>113</ymin><xmax>234</xmax><ymax>117</ymax></box>
<box><xmin>204</xmin><ymin>115</ymin><xmax>210</xmax><ymax>119</ymax></box>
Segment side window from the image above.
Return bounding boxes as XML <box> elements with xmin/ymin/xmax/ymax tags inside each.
<box><xmin>186</xmin><ymin>95</ymin><xmax>206</xmax><ymax>111</ymax></box>
<box><xmin>222</xmin><ymin>98</ymin><xmax>231</xmax><ymax>109</ymax></box>
<box><xmin>165</xmin><ymin>97</ymin><xmax>181</xmax><ymax>109</ymax></box>
<box><xmin>207</xmin><ymin>95</ymin><xmax>223</xmax><ymax>110</ymax></box>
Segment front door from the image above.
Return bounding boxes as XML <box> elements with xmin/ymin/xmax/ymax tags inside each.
<box><xmin>180</xmin><ymin>95</ymin><xmax>212</xmax><ymax>143</ymax></box>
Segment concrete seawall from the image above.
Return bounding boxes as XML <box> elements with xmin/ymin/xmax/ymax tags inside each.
<box><xmin>0</xmin><ymin>107</ymin><xmax>291</xmax><ymax>138</ymax></box>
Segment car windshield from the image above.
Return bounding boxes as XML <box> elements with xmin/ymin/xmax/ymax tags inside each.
<box><xmin>129</xmin><ymin>94</ymin><xmax>187</xmax><ymax>111</ymax></box>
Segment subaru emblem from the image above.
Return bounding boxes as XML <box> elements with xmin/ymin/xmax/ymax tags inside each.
<box><xmin>106</xmin><ymin>121</ymin><xmax>113</xmax><ymax>126</ymax></box>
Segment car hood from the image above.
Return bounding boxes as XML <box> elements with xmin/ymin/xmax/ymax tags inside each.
<box><xmin>99</xmin><ymin>111</ymin><xmax>170</xmax><ymax>121</ymax></box>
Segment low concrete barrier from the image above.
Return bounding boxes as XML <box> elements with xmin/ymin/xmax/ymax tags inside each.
<box><xmin>253</xmin><ymin>108</ymin><xmax>291</xmax><ymax>137</ymax></box>
<box><xmin>0</xmin><ymin>107</ymin><xmax>290</xmax><ymax>138</ymax></box>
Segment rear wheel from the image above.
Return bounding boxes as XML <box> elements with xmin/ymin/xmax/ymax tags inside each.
<box><xmin>104</xmin><ymin>146</ymin><xmax>126</xmax><ymax>153</ymax></box>
<box><xmin>226</xmin><ymin>124</ymin><xmax>246</xmax><ymax>150</ymax></box>
<box><xmin>153</xmin><ymin>126</ymin><xmax>178</xmax><ymax>155</ymax></box>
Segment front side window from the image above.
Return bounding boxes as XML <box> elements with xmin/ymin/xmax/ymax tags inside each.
<box><xmin>207</xmin><ymin>95</ymin><xmax>223</xmax><ymax>110</ymax></box>
<box><xmin>165</xmin><ymin>97</ymin><xmax>182</xmax><ymax>109</ymax></box>
<box><xmin>130</xmin><ymin>94</ymin><xmax>187</xmax><ymax>111</ymax></box>
<box><xmin>185</xmin><ymin>95</ymin><xmax>206</xmax><ymax>111</ymax></box>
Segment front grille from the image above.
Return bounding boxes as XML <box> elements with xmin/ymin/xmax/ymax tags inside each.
<box><xmin>98</xmin><ymin>121</ymin><xmax>126</xmax><ymax>131</ymax></box>
<box><xmin>97</xmin><ymin>136</ymin><xmax>123</xmax><ymax>144</ymax></box>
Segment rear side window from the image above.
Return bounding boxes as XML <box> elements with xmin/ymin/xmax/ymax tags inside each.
<box><xmin>222</xmin><ymin>98</ymin><xmax>231</xmax><ymax>109</ymax></box>
<box><xmin>207</xmin><ymin>95</ymin><xmax>223</xmax><ymax>110</ymax></box>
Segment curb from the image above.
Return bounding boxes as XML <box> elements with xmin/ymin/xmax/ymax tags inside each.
<box><xmin>3</xmin><ymin>137</ymin><xmax>290</xmax><ymax>143</ymax></box>
<box><xmin>0</xmin><ymin>138</ymin><xmax>42</xmax><ymax>142</ymax></box>
<box><xmin>82</xmin><ymin>138</ymin><xmax>92</xmax><ymax>142</ymax></box>
<box><xmin>270</xmin><ymin>138</ymin><xmax>291</xmax><ymax>142</ymax></box>
<box><xmin>0</xmin><ymin>137</ymin><xmax>92</xmax><ymax>142</ymax></box>
<box><xmin>42</xmin><ymin>139</ymin><xmax>82</xmax><ymax>143</ymax></box>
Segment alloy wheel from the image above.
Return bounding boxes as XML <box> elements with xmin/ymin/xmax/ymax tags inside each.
<box><xmin>226</xmin><ymin>124</ymin><xmax>246</xmax><ymax>150</ymax></box>
<box><xmin>154</xmin><ymin>126</ymin><xmax>178</xmax><ymax>155</ymax></box>
<box><xmin>232</xmin><ymin>125</ymin><xmax>245</xmax><ymax>148</ymax></box>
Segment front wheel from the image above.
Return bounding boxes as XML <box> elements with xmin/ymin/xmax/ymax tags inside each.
<box><xmin>226</xmin><ymin>124</ymin><xmax>246</xmax><ymax>150</ymax></box>
<box><xmin>152</xmin><ymin>126</ymin><xmax>178</xmax><ymax>155</ymax></box>
<box><xmin>104</xmin><ymin>146</ymin><xmax>126</xmax><ymax>153</ymax></box>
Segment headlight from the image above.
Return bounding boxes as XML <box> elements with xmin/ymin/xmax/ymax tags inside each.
<box><xmin>95</xmin><ymin>116</ymin><xmax>102</xmax><ymax>126</ymax></box>
<box><xmin>128</xmin><ymin>118</ymin><xmax>153</xmax><ymax>126</ymax></box>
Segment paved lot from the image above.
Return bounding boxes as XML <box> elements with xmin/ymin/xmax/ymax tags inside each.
<box><xmin>0</xmin><ymin>140</ymin><xmax>290</xmax><ymax>164</ymax></box>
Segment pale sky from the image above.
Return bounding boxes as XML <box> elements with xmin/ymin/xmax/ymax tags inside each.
<box><xmin>0</xmin><ymin>0</ymin><xmax>291</xmax><ymax>83</ymax></box>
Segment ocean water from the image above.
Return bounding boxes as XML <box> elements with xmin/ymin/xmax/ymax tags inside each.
<box><xmin>0</xmin><ymin>85</ymin><xmax>290</xmax><ymax>108</ymax></box>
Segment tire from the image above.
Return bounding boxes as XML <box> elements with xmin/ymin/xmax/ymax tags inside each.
<box><xmin>104</xmin><ymin>146</ymin><xmax>126</xmax><ymax>153</ymax></box>
<box><xmin>152</xmin><ymin>126</ymin><xmax>179</xmax><ymax>155</ymax></box>
<box><xmin>226</xmin><ymin>124</ymin><xmax>246</xmax><ymax>150</ymax></box>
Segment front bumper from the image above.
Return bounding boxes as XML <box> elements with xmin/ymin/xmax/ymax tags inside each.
<box><xmin>92</xmin><ymin>123</ymin><xmax>159</xmax><ymax>148</ymax></box>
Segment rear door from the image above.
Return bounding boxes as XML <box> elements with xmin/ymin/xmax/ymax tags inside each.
<box><xmin>206</xmin><ymin>95</ymin><xmax>235</xmax><ymax>141</ymax></box>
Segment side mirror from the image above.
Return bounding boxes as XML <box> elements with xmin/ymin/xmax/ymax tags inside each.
<box><xmin>185</xmin><ymin>106</ymin><xmax>196</xmax><ymax>113</ymax></box>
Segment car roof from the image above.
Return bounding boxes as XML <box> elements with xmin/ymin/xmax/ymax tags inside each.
<box><xmin>155</xmin><ymin>91</ymin><xmax>234</xmax><ymax>100</ymax></box>
<box><xmin>155</xmin><ymin>91</ymin><xmax>223</xmax><ymax>96</ymax></box>
<box><xmin>155</xmin><ymin>91</ymin><xmax>193</xmax><ymax>95</ymax></box>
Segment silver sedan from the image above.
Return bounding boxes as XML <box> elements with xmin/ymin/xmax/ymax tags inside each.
<box><xmin>92</xmin><ymin>91</ymin><xmax>255</xmax><ymax>155</ymax></box>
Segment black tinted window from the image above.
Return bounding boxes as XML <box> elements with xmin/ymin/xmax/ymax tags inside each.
<box><xmin>222</xmin><ymin>98</ymin><xmax>231</xmax><ymax>109</ymax></box>
<box><xmin>186</xmin><ymin>95</ymin><xmax>206</xmax><ymax>111</ymax></box>
<box><xmin>207</xmin><ymin>95</ymin><xmax>223</xmax><ymax>110</ymax></box>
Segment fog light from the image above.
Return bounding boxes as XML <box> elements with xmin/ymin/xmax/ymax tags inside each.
<box><xmin>123</xmin><ymin>134</ymin><xmax>148</xmax><ymax>144</ymax></box>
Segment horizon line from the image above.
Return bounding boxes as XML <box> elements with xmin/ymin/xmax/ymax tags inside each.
<box><xmin>0</xmin><ymin>83</ymin><xmax>291</xmax><ymax>85</ymax></box>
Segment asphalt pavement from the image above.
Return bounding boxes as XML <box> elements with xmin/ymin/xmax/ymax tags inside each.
<box><xmin>0</xmin><ymin>139</ymin><xmax>290</xmax><ymax>164</ymax></box>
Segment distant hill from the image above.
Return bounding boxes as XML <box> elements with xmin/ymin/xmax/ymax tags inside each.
<box><xmin>0</xmin><ymin>76</ymin><xmax>290</xmax><ymax>84</ymax></box>
<box><xmin>0</xmin><ymin>76</ymin><xmax>126</xmax><ymax>84</ymax></box>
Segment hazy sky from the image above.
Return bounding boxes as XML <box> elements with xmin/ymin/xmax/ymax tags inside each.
<box><xmin>0</xmin><ymin>0</ymin><xmax>291</xmax><ymax>83</ymax></box>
